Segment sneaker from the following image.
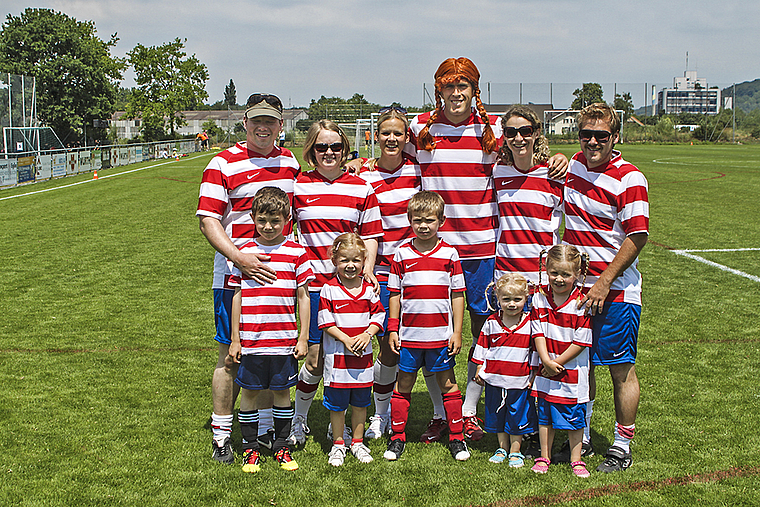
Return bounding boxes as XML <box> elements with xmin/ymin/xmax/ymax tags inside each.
<box><xmin>241</xmin><ymin>448</ymin><xmax>263</xmax><ymax>473</ymax></box>
<box><xmin>463</xmin><ymin>415</ymin><xmax>484</xmax><ymax>441</ymax></box>
<box><xmin>522</xmin><ymin>432</ymin><xmax>541</xmax><ymax>459</ymax></box>
<box><xmin>449</xmin><ymin>439</ymin><xmax>471</xmax><ymax>461</ymax></box>
<box><xmin>211</xmin><ymin>437</ymin><xmax>234</xmax><ymax>464</ymax></box>
<box><xmin>572</xmin><ymin>460</ymin><xmax>591</xmax><ymax>478</ymax></box>
<box><xmin>350</xmin><ymin>442</ymin><xmax>374</xmax><ymax>463</ymax></box>
<box><xmin>419</xmin><ymin>418</ymin><xmax>448</xmax><ymax>443</ymax></box>
<box><xmin>551</xmin><ymin>439</ymin><xmax>595</xmax><ymax>463</ymax></box>
<box><xmin>273</xmin><ymin>446</ymin><xmax>299</xmax><ymax>471</ymax></box>
<box><xmin>287</xmin><ymin>415</ymin><xmax>310</xmax><ymax>445</ymax></box>
<box><xmin>596</xmin><ymin>446</ymin><xmax>632</xmax><ymax>473</ymax></box>
<box><xmin>257</xmin><ymin>429</ymin><xmax>276</xmax><ymax>453</ymax></box>
<box><xmin>365</xmin><ymin>414</ymin><xmax>389</xmax><ymax>440</ymax></box>
<box><xmin>326</xmin><ymin>423</ymin><xmax>352</xmax><ymax>442</ymax></box>
<box><xmin>489</xmin><ymin>448</ymin><xmax>508</xmax><ymax>464</ymax></box>
<box><xmin>383</xmin><ymin>438</ymin><xmax>406</xmax><ymax>461</ymax></box>
<box><xmin>328</xmin><ymin>443</ymin><xmax>347</xmax><ymax>467</ymax></box>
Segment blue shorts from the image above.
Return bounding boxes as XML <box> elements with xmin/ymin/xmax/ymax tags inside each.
<box><xmin>322</xmin><ymin>386</ymin><xmax>372</xmax><ymax>412</ymax></box>
<box><xmin>308</xmin><ymin>291</ymin><xmax>321</xmax><ymax>345</ymax></box>
<box><xmin>484</xmin><ymin>385</ymin><xmax>537</xmax><ymax>435</ymax></box>
<box><xmin>591</xmin><ymin>302</ymin><xmax>641</xmax><ymax>366</ymax></box>
<box><xmin>461</xmin><ymin>258</ymin><xmax>495</xmax><ymax>316</ymax></box>
<box><xmin>213</xmin><ymin>288</ymin><xmax>234</xmax><ymax>345</ymax></box>
<box><xmin>398</xmin><ymin>346</ymin><xmax>456</xmax><ymax>374</ymax></box>
<box><xmin>377</xmin><ymin>281</ymin><xmax>390</xmax><ymax>333</ymax></box>
<box><xmin>235</xmin><ymin>354</ymin><xmax>298</xmax><ymax>391</ymax></box>
<box><xmin>536</xmin><ymin>398</ymin><xmax>586</xmax><ymax>431</ymax></box>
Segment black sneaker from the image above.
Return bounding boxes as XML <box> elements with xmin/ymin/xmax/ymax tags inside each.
<box><xmin>596</xmin><ymin>446</ymin><xmax>632</xmax><ymax>472</ymax></box>
<box><xmin>257</xmin><ymin>429</ymin><xmax>276</xmax><ymax>453</ymax></box>
<box><xmin>383</xmin><ymin>439</ymin><xmax>406</xmax><ymax>461</ymax></box>
<box><xmin>448</xmin><ymin>439</ymin><xmax>471</xmax><ymax>461</ymax></box>
<box><xmin>551</xmin><ymin>439</ymin><xmax>595</xmax><ymax>463</ymax></box>
<box><xmin>522</xmin><ymin>432</ymin><xmax>541</xmax><ymax>459</ymax></box>
<box><xmin>211</xmin><ymin>437</ymin><xmax>234</xmax><ymax>464</ymax></box>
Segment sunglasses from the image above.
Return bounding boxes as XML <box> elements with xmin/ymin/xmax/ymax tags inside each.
<box><xmin>379</xmin><ymin>105</ymin><xmax>408</xmax><ymax>115</ymax></box>
<box><xmin>314</xmin><ymin>142</ymin><xmax>344</xmax><ymax>153</ymax></box>
<box><xmin>579</xmin><ymin>129</ymin><xmax>612</xmax><ymax>143</ymax></box>
<box><xmin>245</xmin><ymin>93</ymin><xmax>283</xmax><ymax>111</ymax></box>
<box><xmin>504</xmin><ymin>125</ymin><xmax>535</xmax><ymax>138</ymax></box>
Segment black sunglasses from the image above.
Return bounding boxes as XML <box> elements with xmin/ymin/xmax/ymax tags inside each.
<box><xmin>379</xmin><ymin>105</ymin><xmax>408</xmax><ymax>115</ymax></box>
<box><xmin>504</xmin><ymin>125</ymin><xmax>535</xmax><ymax>139</ymax></box>
<box><xmin>246</xmin><ymin>93</ymin><xmax>283</xmax><ymax>111</ymax></box>
<box><xmin>314</xmin><ymin>142</ymin><xmax>344</xmax><ymax>153</ymax></box>
<box><xmin>579</xmin><ymin>129</ymin><xmax>612</xmax><ymax>143</ymax></box>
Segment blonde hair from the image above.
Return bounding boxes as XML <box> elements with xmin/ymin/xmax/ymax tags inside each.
<box><xmin>538</xmin><ymin>245</ymin><xmax>589</xmax><ymax>301</ymax></box>
<box><xmin>498</xmin><ymin>104</ymin><xmax>550</xmax><ymax>167</ymax></box>
<box><xmin>577</xmin><ymin>103</ymin><xmax>621</xmax><ymax>135</ymax></box>
<box><xmin>494</xmin><ymin>273</ymin><xmax>529</xmax><ymax>297</ymax></box>
<box><xmin>303</xmin><ymin>119</ymin><xmax>350</xmax><ymax>168</ymax></box>
<box><xmin>330</xmin><ymin>233</ymin><xmax>367</xmax><ymax>264</ymax></box>
<box><xmin>407</xmin><ymin>190</ymin><xmax>445</xmax><ymax>221</ymax></box>
<box><xmin>377</xmin><ymin>108</ymin><xmax>409</xmax><ymax>131</ymax></box>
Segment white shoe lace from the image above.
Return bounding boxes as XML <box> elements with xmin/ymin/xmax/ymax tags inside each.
<box><xmin>328</xmin><ymin>444</ymin><xmax>346</xmax><ymax>466</ymax></box>
<box><xmin>351</xmin><ymin>442</ymin><xmax>373</xmax><ymax>463</ymax></box>
<box><xmin>288</xmin><ymin>415</ymin><xmax>309</xmax><ymax>444</ymax></box>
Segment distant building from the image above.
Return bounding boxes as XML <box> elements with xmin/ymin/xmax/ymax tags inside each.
<box><xmin>657</xmin><ymin>71</ymin><xmax>721</xmax><ymax>115</ymax></box>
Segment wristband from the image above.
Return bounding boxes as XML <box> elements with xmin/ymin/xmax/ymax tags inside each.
<box><xmin>387</xmin><ymin>318</ymin><xmax>400</xmax><ymax>333</ymax></box>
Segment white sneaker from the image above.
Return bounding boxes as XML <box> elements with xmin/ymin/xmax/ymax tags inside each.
<box><xmin>328</xmin><ymin>443</ymin><xmax>347</xmax><ymax>467</ymax></box>
<box><xmin>351</xmin><ymin>442</ymin><xmax>374</xmax><ymax>463</ymax></box>
<box><xmin>364</xmin><ymin>414</ymin><xmax>390</xmax><ymax>439</ymax></box>
<box><xmin>287</xmin><ymin>415</ymin><xmax>310</xmax><ymax>445</ymax></box>
<box><xmin>326</xmin><ymin>422</ymin><xmax>352</xmax><ymax>442</ymax></box>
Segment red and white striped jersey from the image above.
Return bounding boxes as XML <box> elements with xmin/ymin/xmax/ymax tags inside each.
<box><xmin>293</xmin><ymin>170</ymin><xmax>383</xmax><ymax>292</ymax></box>
<box><xmin>196</xmin><ymin>142</ymin><xmax>300</xmax><ymax>289</ymax></box>
<box><xmin>388</xmin><ymin>240</ymin><xmax>466</xmax><ymax>349</ymax></box>
<box><xmin>472</xmin><ymin>312</ymin><xmax>534</xmax><ymax>390</ymax></box>
<box><xmin>530</xmin><ymin>286</ymin><xmax>592</xmax><ymax>405</ymax></box>
<box><xmin>228</xmin><ymin>239</ymin><xmax>314</xmax><ymax>356</ymax></box>
<box><xmin>358</xmin><ymin>155</ymin><xmax>421</xmax><ymax>280</ymax></box>
<box><xmin>318</xmin><ymin>277</ymin><xmax>386</xmax><ymax>388</ymax></box>
<box><xmin>407</xmin><ymin>109</ymin><xmax>503</xmax><ymax>260</ymax></box>
<box><xmin>494</xmin><ymin>162</ymin><xmax>564</xmax><ymax>285</ymax></box>
<box><xmin>562</xmin><ymin>151</ymin><xmax>648</xmax><ymax>305</ymax></box>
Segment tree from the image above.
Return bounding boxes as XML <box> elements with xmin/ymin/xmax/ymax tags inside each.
<box><xmin>307</xmin><ymin>94</ymin><xmax>380</xmax><ymax>122</ymax></box>
<box><xmin>224</xmin><ymin>79</ymin><xmax>236</xmax><ymax>107</ymax></box>
<box><xmin>127</xmin><ymin>37</ymin><xmax>208</xmax><ymax>140</ymax></box>
<box><xmin>571</xmin><ymin>83</ymin><xmax>604</xmax><ymax>110</ymax></box>
<box><xmin>614</xmin><ymin>92</ymin><xmax>634</xmax><ymax>118</ymax></box>
<box><xmin>0</xmin><ymin>8</ymin><xmax>125</xmax><ymax>142</ymax></box>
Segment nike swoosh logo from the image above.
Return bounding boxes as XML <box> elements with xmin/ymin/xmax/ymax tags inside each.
<box><xmin>391</xmin><ymin>421</ymin><xmax>404</xmax><ymax>427</ymax></box>
<box><xmin>612</xmin><ymin>350</ymin><xmax>626</xmax><ymax>358</ymax></box>
<box><xmin>288</xmin><ymin>373</ymin><xmax>298</xmax><ymax>381</ymax></box>
<box><xmin>372</xmin><ymin>183</ymin><xmax>383</xmax><ymax>190</ymax></box>
<box><xmin>336</xmin><ymin>304</ymin><xmax>349</xmax><ymax>310</ymax></box>
<box><xmin>247</xmin><ymin>172</ymin><xmax>260</xmax><ymax>180</ymax></box>
<box><xmin>491</xmin><ymin>335</ymin><xmax>501</xmax><ymax>343</ymax></box>
<box><xmin>451</xmin><ymin>418</ymin><xmax>463</xmax><ymax>424</ymax></box>
<box><xmin>306</xmin><ymin>197</ymin><xmax>320</xmax><ymax>204</ymax></box>
<box><xmin>518</xmin><ymin>423</ymin><xmax>530</xmax><ymax>430</ymax></box>
<box><xmin>500</xmin><ymin>179</ymin><xmax>513</xmax><ymax>187</ymax></box>
<box><xmin>406</xmin><ymin>262</ymin><xmax>417</xmax><ymax>269</ymax></box>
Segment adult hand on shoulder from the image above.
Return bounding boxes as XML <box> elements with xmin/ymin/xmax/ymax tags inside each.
<box><xmin>547</xmin><ymin>152</ymin><xmax>569</xmax><ymax>180</ymax></box>
<box><xmin>235</xmin><ymin>251</ymin><xmax>276</xmax><ymax>284</ymax></box>
<box><xmin>578</xmin><ymin>279</ymin><xmax>610</xmax><ymax>317</ymax></box>
<box><xmin>343</xmin><ymin>158</ymin><xmax>364</xmax><ymax>174</ymax></box>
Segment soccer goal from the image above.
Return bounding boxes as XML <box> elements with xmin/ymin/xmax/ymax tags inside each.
<box><xmin>3</xmin><ymin>126</ymin><xmax>65</xmax><ymax>156</ymax></box>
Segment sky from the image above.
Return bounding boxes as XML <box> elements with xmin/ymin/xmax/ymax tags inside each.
<box><xmin>4</xmin><ymin>0</ymin><xmax>759</xmax><ymax>110</ymax></box>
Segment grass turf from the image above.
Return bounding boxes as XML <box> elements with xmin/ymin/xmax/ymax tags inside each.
<box><xmin>1</xmin><ymin>144</ymin><xmax>759</xmax><ymax>506</ymax></box>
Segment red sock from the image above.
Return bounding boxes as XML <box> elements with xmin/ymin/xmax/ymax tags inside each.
<box><xmin>352</xmin><ymin>438</ymin><xmax>363</xmax><ymax>446</ymax></box>
<box><xmin>442</xmin><ymin>391</ymin><xmax>464</xmax><ymax>441</ymax></box>
<box><xmin>390</xmin><ymin>390</ymin><xmax>411</xmax><ymax>441</ymax></box>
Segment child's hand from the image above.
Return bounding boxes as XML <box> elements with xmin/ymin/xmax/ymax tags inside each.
<box><xmin>389</xmin><ymin>332</ymin><xmax>401</xmax><ymax>354</ymax></box>
<box><xmin>541</xmin><ymin>360</ymin><xmax>564</xmax><ymax>378</ymax></box>
<box><xmin>293</xmin><ymin>339</ymin><xmax>308</xmax><ymax>360</ymax></box>
<box><xmin>448</xmin><ymin>332</ymin><xmax>462</xmax><ymax>356</ymax></box>
<box><xmin>351</xmin><ymin>332</ymin><xmax>371</xmax><ymax>356</ymax></box>
<box><xmin>473</xmin><ymin>365</ymin><xmax>485</xmax><ymax>386</ymax></box>
<box><xmin>228</xmin><ymin>342</ymin><xmax>242</xmax><ymax>364</ymax></box>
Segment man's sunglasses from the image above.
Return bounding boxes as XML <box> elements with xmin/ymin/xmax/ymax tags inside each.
<box><xmin>504</xmin><ymin>125</ymin><xmax>535</xmax><ymax>139</ymax></box>
<box><xmin>579</xmin><ymin>129</ymin><xmax>612</xmax><ymax>143</ymax></box>
<box><xmin>246</xmin><ymin>93</ymin><xmax>283</xmax><ymax>111</ymax></box>
<box><xmin>314</xmin><ymin>142</ymin><xmax>344</xmax><ymax>153</ymax></box>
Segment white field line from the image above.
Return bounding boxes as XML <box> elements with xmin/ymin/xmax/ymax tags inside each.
<box><xmin>671</xmin><ymin>248</ymin><xmax>760</xmax><ymax>283</ymax></box>
<box><xmin>0</xmin><ymin>153</ymin><xmax>208</xmax><ymax>202</ymax></box>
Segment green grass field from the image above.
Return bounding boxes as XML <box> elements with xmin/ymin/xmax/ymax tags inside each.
<box><xmin>1</xmin><ymin>144</ymin><xmax>759</xmax><ymax>507</ymax></box>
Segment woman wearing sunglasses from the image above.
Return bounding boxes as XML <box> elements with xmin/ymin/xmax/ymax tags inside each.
<box><xmin>288</xmin><ymin>120</ymin><xmax>384</xmax><ymax>446</ymax></box>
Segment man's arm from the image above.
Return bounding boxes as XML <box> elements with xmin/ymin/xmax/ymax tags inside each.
<box><xmin>198</xmin><ymin>216</ymin><xmax>276</xmax><ymax>284</ymax></box>
<box><xmin>579</xmin><ymin>233</ymin><xmax>648</xmax><ymax>316</ymax></box>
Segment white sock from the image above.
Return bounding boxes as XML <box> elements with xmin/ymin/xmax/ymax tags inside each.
<box><xmin>461</xmin><ymin>361</ymin><xmax>483</xmax><ymax>417</ymax></box>
<box><xmin>422</xmin><ymin>367</ymin><xmax>445</xmax><ymax>419</ymax></box>
<box><xmin>583</xmin><ymin>399</ymin><xmax>594</xmax><ymax>444</ymax></box>
<box><xmin>613</xmin><ymin>422</ymin><xmax>635</xmax><ymax>453</ymax></box>
<box><xmin>294</xmin><ymin>364</ymin><xmax>322</xmax><ymax>419</ymax></box>
<box><xmin>257</xmin><ymin>408</ymin><xmax>273</xmax><ymax>435</ymax></box>
<box><xmin>373</xmin><ymin>360</ymin><xmax>397</xmax><ymax>416</ymax></box>
<box><xmin>211</xmin><ymin>413</ymin><xmax>234</xmax><ymax>444</ymax></box>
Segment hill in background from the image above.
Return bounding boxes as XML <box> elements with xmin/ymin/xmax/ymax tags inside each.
<box><xmin>722</xmin><ymin>79</ymin><xmax>760</xmax><ymax>113</ymax></box>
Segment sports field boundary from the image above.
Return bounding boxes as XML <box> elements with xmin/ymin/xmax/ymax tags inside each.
<box><xmin>671</xmin><ymin>248</ymin><xmax>760</xmax><ymax>283</ymax></box>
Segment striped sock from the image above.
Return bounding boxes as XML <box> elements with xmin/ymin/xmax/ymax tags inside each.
<box><xmin>238</xmin><ymin>410</ymin><xmax>259</xmax><ymax>451</ymax></box>
<box><xmin>211</xmin><ymin>413</ymin><xmax>233</xmax><ymax>445</ymax></box>
<box><xmin>613</xmin><ymin>422</ymin><xmax>635</xmax><ymax>452</ymax></box>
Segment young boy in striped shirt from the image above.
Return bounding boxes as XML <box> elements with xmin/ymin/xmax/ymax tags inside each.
<box><xmin>384</xmin><ymin>191</ymin><xmax>470</xmax><ymax>461</ymax></box>
<box><xmin>228</xmin><ymin>187</ymin><xmax>314</xmax><ymax>473</ymax></box>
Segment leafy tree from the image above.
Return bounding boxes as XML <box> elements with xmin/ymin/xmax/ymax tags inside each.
<box><xmin>201</xmin><ymin>119</ymin><xmax>224</xmax><ymax>140</ymax></box>
<box><xmin>127</xmin><ymin>37</ymin><xmax>208</xmax><ymax>140</ymax></box>
<box><xmin>224</xmin><ymin>79</ymin><xmax>236</xmax><ymax>107</ymax></box>
<box><xmin>614</xmin><ymin>92</ymin><xmax>634</xmax><ymax>118</ymax></box>
<box><xmin>0</xmin><ymin>8</ymin><xmax>125</xmax><ymax>142</ymax></box>
<box><xmin>571</xmin><ymin>83</ymin><xmax>604</xmax><ymax>110</ymax></box>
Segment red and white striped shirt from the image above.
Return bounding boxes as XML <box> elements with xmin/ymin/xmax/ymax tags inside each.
<box><xmin>472</xmin><ymin>312</ymin><xmax>534</xmax><ymax>390</ymax></box>
<box><xmin>358</xmin><ymin>156</ymin><xmax>421</xmax><ymax>280</ymax></box>
<box><xmin>407</xmin><ymin>109</ymin><xmax>502</xmax><ymax>260</ymax></box>
<box><xmin>293</xmin><ymin>170</ymin><xmax>383</xmax><ymax>291</ymax></box>
<box><xmin>228</xmin><ymin>239</ymin><xmax>314</xmax><ymax>356</ymax></box>
<box><xmin>494</xmin><ymin>162</ymin><xmax>564</xmax><ymax>285</ymax></box>
<box><xmin>388</xmin><ymin>240</ymin><xmax>466</xmax><ymax>349</ymax></box>
<box><xmin>562</xmin><ymin>151</ymin><xmax>649</xmax><ymax>305</ymax></box>
<box><xmin>318</xmin><ymin>277</ymin><xmax>386</xmax><ymax>388</ymax></box>
<box><xmin>530</xmin><ymin>286</ymin><xmax>592</xmax><ymax>405</ymax></box>
<box><xmin>196</xmin><ymin>142</ymin><xmax>300</xmax><ymax>289</ymax></box>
